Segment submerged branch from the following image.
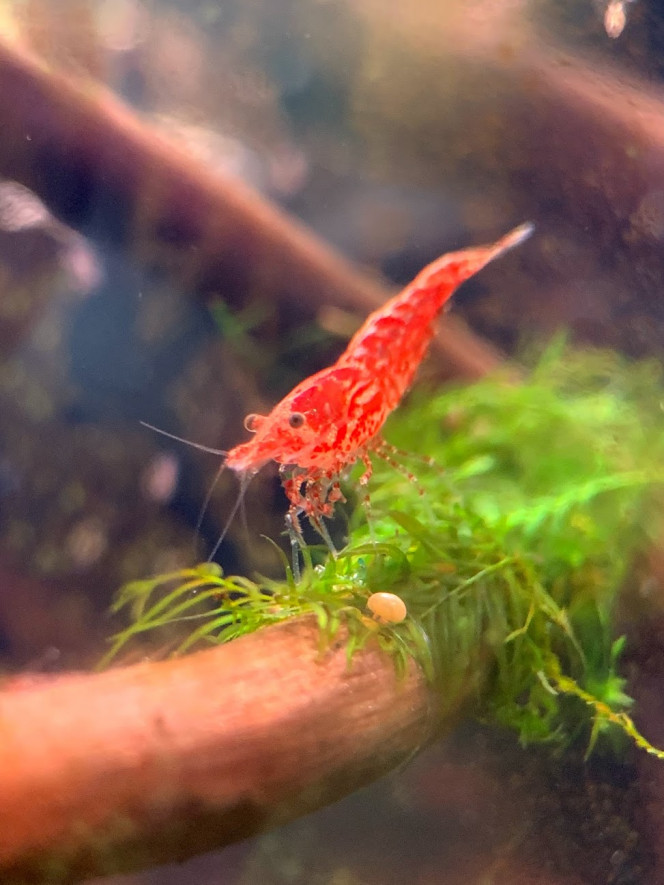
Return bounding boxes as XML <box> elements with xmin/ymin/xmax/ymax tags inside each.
<box><xmin>0</xmin><ymin>37</ymin><xmax>502</xmax><ymax>381</ymax></box>
<box><xmin>0</xmin><ymin>616</ymin><xmax>442</xmax><ymax>882</ymax></box>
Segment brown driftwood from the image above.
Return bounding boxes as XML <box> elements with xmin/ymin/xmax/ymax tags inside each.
<box><xmin>0</xmin><ymin>36</ymin><xmax>504</xmax><ymax>381</ymax></box>
<box><xmin>0</xmin><ymin>617</ymin><xmax>442</xmax><ymax>883</ymax></box>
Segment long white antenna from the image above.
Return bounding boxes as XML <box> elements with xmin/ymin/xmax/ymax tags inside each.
<box><xmin>140</xmin><ymin>421</ymin><xmax>228</xmax><ymax>457</ymax></box>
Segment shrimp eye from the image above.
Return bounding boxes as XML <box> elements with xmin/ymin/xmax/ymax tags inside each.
<box><xmin>244</xmin><ymin>413</ymin><xmax>265</xmax><ymax>432</ymax></box>
<box><xmin>288</xmin><ymin>412</ymin><xmax>306</xmax><ymax>429</ymax></box>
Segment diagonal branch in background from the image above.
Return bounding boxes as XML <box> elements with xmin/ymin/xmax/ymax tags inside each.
<box><xmin>0</xmin><ymin>37</ymin><xmax>503</xmax><ymax>381</ymax></box>
<box><xmin>0</xmin><ymin>617</ymin><xmax>443</xmax><ymax>883</ymax></box>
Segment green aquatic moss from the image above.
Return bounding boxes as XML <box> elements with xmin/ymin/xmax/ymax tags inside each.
<box><xmin>104</xmin><ymin>343</ymin><xmax>664</xmax><ymax>757</ymax></box>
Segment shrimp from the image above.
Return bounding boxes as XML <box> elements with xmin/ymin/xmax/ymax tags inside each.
<box><xmin>225</xmin><ymin>222</ymin><xmax>532</xmax><ymax>543</ymax></box>
<box><xmin>145</xmin><ymin>222</ymin><xmax>532</xmax><ymax>557</ymax></box>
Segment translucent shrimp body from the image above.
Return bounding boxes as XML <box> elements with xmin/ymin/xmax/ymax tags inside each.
<box><xmin>226</xmin><ymin>223</ymin><xmax>533</xmax><ymax>532</ymax></box>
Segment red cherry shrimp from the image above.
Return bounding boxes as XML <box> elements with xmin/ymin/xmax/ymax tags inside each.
<box><xmin>143</xmin><ymin>222</ymin><xmax>533</xmax><ymax>562</ymax></box>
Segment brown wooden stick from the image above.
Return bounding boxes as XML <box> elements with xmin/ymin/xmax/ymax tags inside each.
<box><xmin>0</xmin><ymin>36</ymin><xmax>503</xmax><ymax>381</ymax></box>
<box><xmin>0</xmin><ymin>617</ymin><xmax>443</xmax><ymax>882</ymax></box>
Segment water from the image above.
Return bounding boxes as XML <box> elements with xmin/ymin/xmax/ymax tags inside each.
<box><xmin>0</xmin><ymin>1</ymin><xmax>663</xmax><ymax>882</ymax></box>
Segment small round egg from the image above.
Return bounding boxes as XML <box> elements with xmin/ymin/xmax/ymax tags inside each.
<box><xmin>366</xmin><ymin>592</ymin><xmax>407</xmax><ymax>624</ymax></box>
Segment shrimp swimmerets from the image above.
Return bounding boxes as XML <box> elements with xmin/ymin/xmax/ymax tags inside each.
<box><xmin>145</xmin><ymin>222</ymin><xmax>532</xmax><ymax>556</ymax></box>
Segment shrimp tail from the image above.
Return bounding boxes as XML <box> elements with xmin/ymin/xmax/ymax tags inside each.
<box><xmin>496</xmin><ymin>221</ymin><xmax>535</xmax><ymax>252</ymax></box>
<box><xmin>410</xmin><ymin>221</ymin><xmax>534</xmax><ymax>314</ymax></box>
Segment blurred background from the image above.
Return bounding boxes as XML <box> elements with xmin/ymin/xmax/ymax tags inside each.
<box><xmin>1</xmin><ymin>0</ymin><xmax>664</xmax><ymax>881</ymax></box>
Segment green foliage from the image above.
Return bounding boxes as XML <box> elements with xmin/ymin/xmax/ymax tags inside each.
<box><xmin>105</xmin><ymin>343</ymin><xmax>664</xmax><ymax>758</ymax></box>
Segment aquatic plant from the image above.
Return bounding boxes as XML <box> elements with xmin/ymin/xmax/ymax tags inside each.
<box><xmin>104</xmin><ymin>343</ymin><xmax>664</xmax><ymax>757</ymax></box>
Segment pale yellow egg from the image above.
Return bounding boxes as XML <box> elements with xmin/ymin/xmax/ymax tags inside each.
<box><xmin>366</xmin><ymin>592</ymin><xmax>407</xmax><ymax>624</ymax></box>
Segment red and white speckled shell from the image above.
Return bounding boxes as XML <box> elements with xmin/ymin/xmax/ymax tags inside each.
<box><xmin>225</xmin><ymin>222</ymin><xmax>532</xmax><ymax>481</ymax></box>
